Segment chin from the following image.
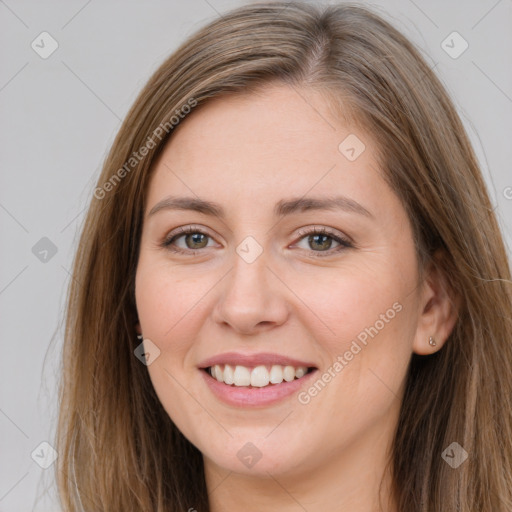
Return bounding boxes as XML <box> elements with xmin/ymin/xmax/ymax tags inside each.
<box><xmin>200</xmin><ymin>434</ymin><xmax>307</xmax><ymax>476</ymax></box>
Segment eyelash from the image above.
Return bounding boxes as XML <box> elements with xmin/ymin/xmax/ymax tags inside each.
<box><xmin>161</xmin><ymin>225</ymin><xmax>354</xmax><ymax>258</ymax></box>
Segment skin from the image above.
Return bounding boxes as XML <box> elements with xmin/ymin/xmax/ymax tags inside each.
<box><xmin>135</xmin><ymin>84</ymin><xmax>458</xmax><ymax>511</ymax></box>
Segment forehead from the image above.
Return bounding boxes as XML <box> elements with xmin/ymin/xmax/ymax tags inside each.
<box><xmin>159</xmin><ymin>85</ymin><xmax>358</xmax><ymax>168</ymax></box>
<box><xmin>146</xmin><ymin>84</ymin><xmax>396</xmax><ymax>222</ymax></box>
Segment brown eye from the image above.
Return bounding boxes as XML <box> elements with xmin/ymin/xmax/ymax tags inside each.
<box><xmin>183</xmin><ymin>232</ymin><xmax>209</xmax><ymax>249</ymax></box>
<box><xmin>162</xmin><ymin>226</ymin><xmax>216</xmax><ymax>254</ymax></box>
<box><xmin>294</xmin><ymin>226</ymin><xmax>353</xmax><ymax>257</ymax></box>
<box><xmin>308</xmin><ymin>233</ymin><xmax>334</xmax><ymax>251</ymax></box>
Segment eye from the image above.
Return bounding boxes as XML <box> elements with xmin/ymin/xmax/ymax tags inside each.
<box><xmin>161</xmin><ymin>225</ymin><xmax>217</xmax><ymax>254</ymax></box>
<box><xmin>161</xmin><ymin>225</ymin><xmax>353</xmax><ymax>257</ymax></box>
<box><xmin>293</xmin><ymin>226</ymin><xmax>353</xmax><ymax>257</ymax></box>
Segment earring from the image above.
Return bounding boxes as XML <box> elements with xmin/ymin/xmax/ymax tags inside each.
<box><xmin>428</xmin><ymin>335</ymin><xmax>436</xmax><ymax>347</ymax></box>
<box><xmin>137</xmin><ymin>333</ymin><xmax>143</xmax><ymax>341</ymax></box>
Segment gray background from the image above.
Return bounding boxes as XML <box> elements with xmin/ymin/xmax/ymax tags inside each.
<box><xmin>0</xmin><ymin>0</ymin><xmax>510</xmax><ymax>510</ymax></box>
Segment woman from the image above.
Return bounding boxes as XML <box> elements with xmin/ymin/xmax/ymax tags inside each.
<box><xmin>55</xmin><ymin>2</ymin><xmax>512</xmax><ymax>511</ymax></box>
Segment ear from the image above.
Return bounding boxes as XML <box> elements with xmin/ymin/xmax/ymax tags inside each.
<box><xmin>135</xmin><ymin>321</ymin><xmax>142</xmax><ymax>336</ymax></box>
<box><xmin>412</xmin><ymin>249</ymin><xmax>460</xmax><ymax>355</ymax></box>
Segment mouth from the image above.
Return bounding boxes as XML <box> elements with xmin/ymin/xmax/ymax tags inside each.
<box><xmin>202</xmin><ymin>364</ymin><xmax>317</xmax><ymax>388</ymax></box>
<box><xmin>197</xmin><ymin>352</ymin><xmax>319</xmax><ymax>406</ymax></box>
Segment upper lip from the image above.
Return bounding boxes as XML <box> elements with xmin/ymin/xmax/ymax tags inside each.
<box><xmin>198</xmin><ymin>352</ymin><xmax>317</xmax><ymax>369</ymax></box>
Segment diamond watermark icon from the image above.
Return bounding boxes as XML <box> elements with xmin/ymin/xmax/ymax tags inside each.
<box><xmin>338</xmin><ymin>134</ymin><xmax>366</xmax><ymax>161</ymax></box>
<box><xmin>441</xmin><ymin>441</ymin><xmax>468</xmax><ymax>468</ymax></box>
<box><xmin>441</xmin><ymin>32</ymin><xmax>468</xmax><ymax>59</ymax></box>
<box><xmin>31</xmin><ymin>32</ymin><xmax>59</xmax><ymax>59</ymax></box>
<box><xmin>31</xmin><ymin>441</ymin><xmax>58</xmax><ymax>469</ymax></box>
<box><xmin>237</xmin><ymin>442</ymin><xmax>263</xmax><ymax>469</ymax></box>
<box><xmin>236</xmin><ymin>236</ymin><xmax>263</xmax><ymax>264</ymax></box>
<box><xmin>134</xmin><ymin>338</ymin><xmax>161</xmax><ymax>366</ymax></box>
<box><xmin>32</xmin><ymin>237</ymin><xmax>58</xmax><ymax>263</ymax></box>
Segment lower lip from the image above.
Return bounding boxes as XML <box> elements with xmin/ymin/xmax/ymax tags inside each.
<box><xmin>200</xmin><ymin>369</ymin><xmax>318</xmax><ymax>407</ymax></box>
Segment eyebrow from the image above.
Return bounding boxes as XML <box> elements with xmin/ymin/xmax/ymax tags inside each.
<box><xmin>148</xmin><ymin>195</ymin><xmax>373</xmax><ymax>219</ymax></box>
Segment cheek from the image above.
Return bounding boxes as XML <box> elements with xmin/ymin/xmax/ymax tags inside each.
<box><xmin>290</xmin><ymin>263</ymin><xmax>410</xmax><ymax>351</ymax></box>
<box><xmin>135</xmin><ymin>262</ymin><xmax>214</xmax><ymax>443</ymax></box>
<box><xmin>135</xmin><ymin>260</ymin><xmax>209</xmax><ymax>350</ymax></box>
<box><xmin>290</xmin><ymin>260</ymin><xmax>417</xmax><ymax>412</ymax></box>
<box><xmin>287</xmin><ymin>272</ymin><xmax>414</xmax><ymax>453</ymax></box>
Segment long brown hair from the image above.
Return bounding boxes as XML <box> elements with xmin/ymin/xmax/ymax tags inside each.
<box><xmin>55</xmin><ymin>2</ymin><xmax>512</xmax><ymax>510</ymax></box>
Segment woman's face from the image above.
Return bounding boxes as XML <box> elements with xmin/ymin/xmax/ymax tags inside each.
<box><xmin>135</xmin><ymin>84</ymin><xmax>427</xmax><ymax>479</ymax></box>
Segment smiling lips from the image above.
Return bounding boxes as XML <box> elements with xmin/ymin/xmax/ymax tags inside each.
<box><xmin>199</xmin><ymin>353</ymin><xmax>319</xmax><ymax>407</ymax></box>
<box><xmin>198</xmin><ymin>352</ymin><xmax>317</xmax><ymax>389</ymax></box>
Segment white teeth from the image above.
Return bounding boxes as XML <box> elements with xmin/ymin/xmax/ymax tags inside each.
<box><xmin>283</xmin><ymin>366</ymin><xmax>295</xmax><ymax>382</ymax></box>
<box><xmin>250</xmin><ymin>366</ymin><xmax>270</xmax><ymax>387</ymax></box>
<box><xmin>233</xmin><ymin>365</ymin><xmax>251</xmax><ymax>386</ymax></box>
<box><xmin>223</xmin><ymin>364</ymin><xmax>234</xmax><ymax>385</ymax></box>
<box><xmin>214</xmin><ymin>364</ymin><xmax>223</xmax><ymax>382</ymax></box>
<box><xmin>208</xmin><ymin>364</ymin><xmax>310</xmax><ymax>387</ymax></box>
<box><xmin>295</xmin><ymin>367</ymin><xmax>306</xmax><ymax>378</ymax></box>
<box><xmin>269</xmin><ymin>365</ymin><xmax>283</xmax><ymax>384</ymax></box>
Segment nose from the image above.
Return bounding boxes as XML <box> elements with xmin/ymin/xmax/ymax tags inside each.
<box><xmin>212</xmin><ymin>248</ymin><xmax>290</xmax><ymax>335</ymax></box>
